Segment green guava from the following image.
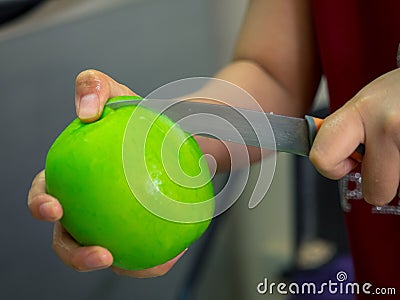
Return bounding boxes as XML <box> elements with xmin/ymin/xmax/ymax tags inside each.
<box><xmin>45</xmin><ymin>96</ymin><xmax>215</xmax><ymax>270</ymax></box>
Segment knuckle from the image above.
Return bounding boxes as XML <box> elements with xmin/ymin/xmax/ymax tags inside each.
<box><xmin>382</xmin><ymin>112</ymin><xmax>400</xmax><ymax>137</ymax></box>
<box><xmin>70</xmin><ymin>257</ymin><xmax>86</xmax><ymax>272</ymax></box>
<box><xmin>60</xmin><ymin>247</ymin><xmax>87</xmax><ymax>272</ymax></box>
<box><xmin>29</xmin><ymin>192</ymin><xmax>47</xmax><ymax>205</ymax></box>
<box><xmin>75</xmin><ymin>69</ymin><xmax>103</xmax><ymax>89</ymax></box>
<box><xmin>350</xmin><ymin>92</ymin><xmax>370</xmax><ymax>110</ymax></box>
<box><xmin>76</xmin><ymin>69</ymin><xmax>98</xmax><ymax>82</ymax></box>
<box><xmin>51</xmin><ymin>223</ymin><xmax>85</xmax><ymax>271</ymax></box>
<box><xmin>27</xmin><ymin>193</ymin><xmax>49</xmax><ymax>217</ymax></box>
<box><xmin>309</xmin><ymin>148</ymin><xmax>330</xmax><ymax>173</ymax></box>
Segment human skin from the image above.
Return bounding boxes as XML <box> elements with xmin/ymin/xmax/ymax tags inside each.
<box><xmin>28</xmin><ymin>0</ymin><xmax>400</xmax><ymax>276</ymax></box>
<box><xmin>309</xmin><ymin>68</ymin><xmax>400</xmax><ymax>206</ymax></box>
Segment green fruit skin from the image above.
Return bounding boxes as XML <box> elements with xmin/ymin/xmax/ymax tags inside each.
<box><xmin>45</xmin><ymin>103</ymin><xmax>214</xmax><ymax>270</ymax></box>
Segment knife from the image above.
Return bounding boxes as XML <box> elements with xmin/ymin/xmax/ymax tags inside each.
<box><xmin>106</xmin><ymin>97</ymin><xmax>364</xmax><ymax>162</ymax></box>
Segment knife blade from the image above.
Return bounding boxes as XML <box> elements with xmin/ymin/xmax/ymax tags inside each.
<box><xmin>106</xmin><ymin>98</ymin><xmax>364</xmax><ymax>161</ymax></box>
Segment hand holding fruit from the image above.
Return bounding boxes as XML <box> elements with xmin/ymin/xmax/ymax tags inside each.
<box><xmin>27</xmin><ymin>69</ymin><xmax>206</xmax><ymax>276</ymax></box>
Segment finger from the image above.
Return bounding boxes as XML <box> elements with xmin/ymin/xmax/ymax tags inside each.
<box><xmin>111</xmin><ymin>249</ymin><xmax>187</xmax><ymax>278</ymax></box>
<box><xmin>361</xmin><ymin>134</ymin><xmax>400</xmax><ymax>206</ymax></box>
<box><xmin>309</xmin><ymin>103</ymin><xmax>363</xmax><ymax>180</ymax></box>
<box><xmin>28</xmin><ymin>170</ymin><xmax>62</xmax><ymax>221</ymax></box>
<box><xmin>52</xmin><ymin>222</ymin><xmax>113</xmax><ymax>272</ymax></box>
<box><xmin>75</xmin><ymin>69</ymin><xmax>137</xmax><ymax>122</ymax></box>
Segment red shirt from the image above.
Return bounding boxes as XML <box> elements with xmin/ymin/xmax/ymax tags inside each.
<box><xmin>312</xmin><ymin>0</ymin><xmax>400</xmax><ymax>298</ymax></box>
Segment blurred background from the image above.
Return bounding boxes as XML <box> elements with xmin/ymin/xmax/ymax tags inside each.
<box><xmin>0</xmin><ymin>0</ymin><xmax>349</xmax><ymax>299</ymax></box>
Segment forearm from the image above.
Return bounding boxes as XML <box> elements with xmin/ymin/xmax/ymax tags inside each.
<box><xmin>195</xmin><ymin>0</ymin><xmax>321</xmax><ymax>171</ymax></box>
<box><xmin>215</xmin><ymin>59</ymin><xmax>310</xmax><ymax>116</ymax></box>
<box><xmin>197</xmin><ymin>59</ymin><xmax>317</xmax><ymax>172</ymax></box>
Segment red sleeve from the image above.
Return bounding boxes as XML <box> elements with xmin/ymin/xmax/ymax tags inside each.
<box><xmin>311</xmin><ymin>1</ymin><xmax>400</xmax><ymax>298</ymax></box>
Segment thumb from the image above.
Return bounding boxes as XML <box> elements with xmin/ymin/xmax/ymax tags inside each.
<box><xmin>309</xmin><ymin>103</ymin><xmax>364</xmax><ymax>179</ymax></box>
<box><xmin>75</xmin><ymin>69</ymin><xmax>136</xmax><ymax>123</ymax></box>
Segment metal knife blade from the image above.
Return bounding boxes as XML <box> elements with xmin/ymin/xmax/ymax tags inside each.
<box><xmin>106</xmin><ymin>99</ymin><xmax>312</xmax><ymax>156</ymax></box>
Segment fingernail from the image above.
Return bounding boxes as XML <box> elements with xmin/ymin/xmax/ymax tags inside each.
<box><xmin>85</xmin><ymin>251</ymin><xmax>110</xmax><ymax>269</ymax></box>
<box><xmin>78</xmin><ymin>94</ymin><xmax>99</xmax><ymax>119</ymax></box>
<box><xmin>39</xmin><ymin>202</ymin><xmax>59</xmax><ymax>220</ymax></box>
